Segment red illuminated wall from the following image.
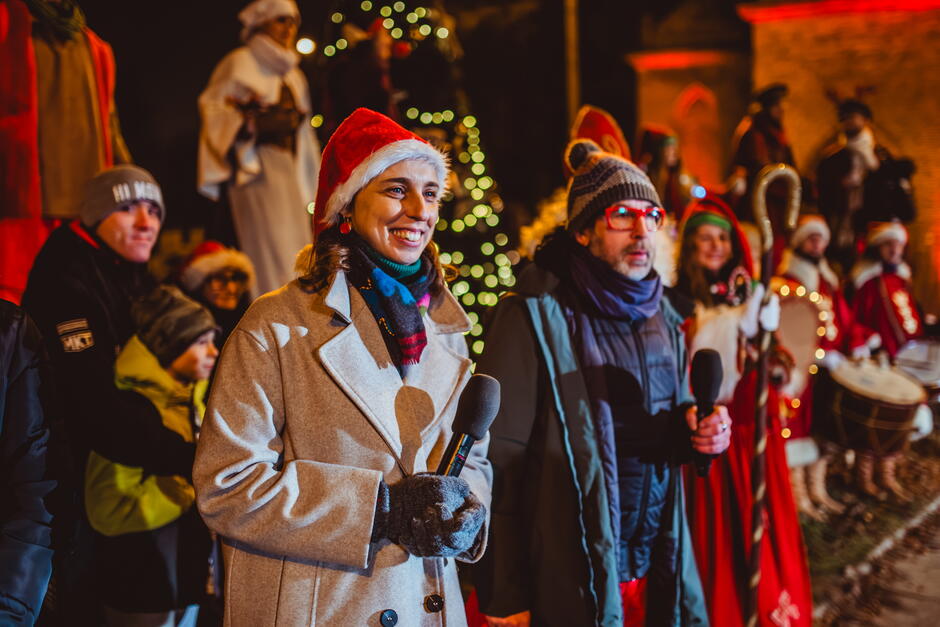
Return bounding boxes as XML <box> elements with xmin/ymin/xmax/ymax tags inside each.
<box><xmin>740</xmin><ymin>0</ymin><xmax>940</xmax><ymax>312</ymax></box>
<box><xmin>627</xmin><ymin>49</ymin><xmax>750</xmax><ymax>188</ymax></box>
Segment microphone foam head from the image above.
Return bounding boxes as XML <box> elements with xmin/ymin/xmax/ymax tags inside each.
<box><xmin>453</xmin><ymin>374</ymin><xmax>501</xmax><ymax>440</ymax></box>
<box><xmin>691</xmin><ymin>349</ymin><xmax>723</xmax><ymax>406</ymax></box>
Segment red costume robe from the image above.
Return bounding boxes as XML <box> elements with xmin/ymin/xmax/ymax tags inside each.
<box><xmin>680</xmin><ymin>199</ymin><xmax>813</xmax><ymax>627</ymax></box>
<box><xmin>850</xmin><ymin>260</ymin><xmax>923</xmax><ymax>359</ymax></box>
<box><xmin>0</xmin><ymin>0</ymin><xmax>122</xmax><ymax>302</ymax></box>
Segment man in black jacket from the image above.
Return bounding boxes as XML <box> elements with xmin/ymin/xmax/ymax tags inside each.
<box><xmin>474</xmin><ymin>141</ymin><xmax>731</xmax><ymax>627</ymax></box>
<box><xmin>0</xmin><ymin>301</ymin><xmax>55</xmax><ymax>624</ymax></box>
<box><xmin>22</xmin><ymin>165</ymin><xmax>195</xmax><ymax>622</ymax></box>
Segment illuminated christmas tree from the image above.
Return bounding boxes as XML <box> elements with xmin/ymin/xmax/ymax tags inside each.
<box><xmin>311</xmin><ymin>2</ymin><xmax>518</xmax><ymax>355</ymax></box>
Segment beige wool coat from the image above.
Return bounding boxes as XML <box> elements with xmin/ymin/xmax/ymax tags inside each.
<box><xmin>193</xmin><ymin>271</ymin><xmax>492</xmax><ymax>626</ymax></box>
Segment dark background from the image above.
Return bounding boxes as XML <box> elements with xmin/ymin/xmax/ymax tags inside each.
<box><xmin>78</xmin><ymin>0</ymin><xmax>745</xmax><ymax>233</ymax></box>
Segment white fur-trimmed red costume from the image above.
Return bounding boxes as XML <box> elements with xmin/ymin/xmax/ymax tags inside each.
<box><xmin>677</xmin><ymin>195</ymin><xmax>813</xmax><ymax>627</ymax></box>
<box><xmin>849</xmin><ymin>223</ymin><xmax>924</xmax><ymax>358</ymax></box>
<box><xmin>775</xmin><ymin>216</ymin><xmax>878</xmax><ymax>468</ymax></box>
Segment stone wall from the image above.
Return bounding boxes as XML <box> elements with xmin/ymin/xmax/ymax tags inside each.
<box><xmin>741</xmin><ymin>0</ymin><xmax>940</xmax><ymax>312</ymax></box>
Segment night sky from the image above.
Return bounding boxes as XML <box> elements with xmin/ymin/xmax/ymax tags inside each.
<box><xmin>77</xmin><ymin>0</ymin><xmax>745</xmax><ymax>236</ymax></box>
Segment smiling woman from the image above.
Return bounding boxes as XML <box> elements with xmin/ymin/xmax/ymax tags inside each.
<box><xmin>193</xmin><ymin>107</ymin><xmax>492</xmax><ymax>626</ymax></box>
<box><xmin>348</xmin><ymin>160</ymin><xmax>441</xmax><ymax>265</ymax></box>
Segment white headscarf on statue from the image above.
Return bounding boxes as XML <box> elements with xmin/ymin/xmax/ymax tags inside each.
<box><xmin>238</xmin><ymin>0</ymin><xmax>300</xmax><ymax>42</ymax></box>
<box><xmin>248</xmin><ymin>33</ymin><xmax>300</xmax><ymax>76</ymax></box>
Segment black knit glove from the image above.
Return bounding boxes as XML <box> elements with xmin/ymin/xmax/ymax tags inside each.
<box><xmin>372</xmin><ymin>473</ymin><xmax>486</xmax><ymax>558</ymax></box>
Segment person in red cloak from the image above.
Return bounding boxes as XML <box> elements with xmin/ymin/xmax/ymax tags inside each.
<box><xmin>676</xmin><ymin>194</ymin><xmax>813</xmax><ymax>627</ymax></box>
<box><xmin>849</xmin><ymin>221</ymin><xmax>932</xmax><ymax>359</ymax></box>
<box><xmin>846</xmin><ymin>221</ymin><xmax>937</xmax><ymax>501</ymax></box>
<box><xmin>0</xmin><ymin>0</ymin><xmax>132</xmax><ymax>303</ymax></box>
<box><xmin>774</xmin><ymin>215</ymin><xmax>880</xmax><ymax>519</ymax></box>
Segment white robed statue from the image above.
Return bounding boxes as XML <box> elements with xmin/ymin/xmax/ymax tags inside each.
<box><xmin>197</xmin><ymin>0</ymin><xmax>320</xmax><ymax>295</ymax></box>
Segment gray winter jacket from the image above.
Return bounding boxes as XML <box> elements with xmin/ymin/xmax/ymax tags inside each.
<box><xmin>472</xmin><ymin>262</ymin><xmax>708</xmax><ymax>627</ymax></box>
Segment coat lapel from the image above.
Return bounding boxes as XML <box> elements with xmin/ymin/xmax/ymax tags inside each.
<box><xmin>401</xmin><ymin>325</ymin><xmax>472</xmax><ymax>473</ymax></box>
<box><xmin>318</xmin><ymin>273</ymin><xmax>406</xmax><ymax>465</ymax></box>
<box><xmin>400</xmin><ymin>290</ymin><xmax>472</xmax><ymax>473</ymax></box>
<box><xmin>317</xmin><ymin>272</ymin><xmax>473</xmax><ymax>474</ymax></box>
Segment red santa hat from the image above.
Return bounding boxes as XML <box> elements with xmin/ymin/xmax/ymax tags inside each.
<box><xmin>313</xmin><ymin>108</ymin><xmax>449</xmax><ymax>237</ymax></box>
<box><xmin>866</xmin><ymin>221</ymin><xmax>908</xmax><ymax>247</ymax></box>
<box><xmin>790</xmin><ymin>215</ymin><xmax>830</xmax><ymax>249</ymax></box>
<box><xmin>178</xmin><ymin>241</ymin><xmax>255</xmax><ymax>293</ymax></box>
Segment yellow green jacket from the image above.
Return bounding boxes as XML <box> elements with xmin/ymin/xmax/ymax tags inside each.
<box><xmin>85</xmin><ymin>335</ymin><xmax>207</xmax><ymax>536</ymax></box>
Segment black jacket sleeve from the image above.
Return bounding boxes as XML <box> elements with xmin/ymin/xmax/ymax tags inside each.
<box><xmin>471</xmin><ymin>296</ymin><xmax>541</xmax><ymax>617</ymax></box>
<box><xmin>28</xmin><ymin>277</ymin><xmax>194</xmax><ymax>479</ymax></box>
<box><xmin>0</xmin><ymin>304</ymin><xmax>55</xmax><ymax>623</ymax></box>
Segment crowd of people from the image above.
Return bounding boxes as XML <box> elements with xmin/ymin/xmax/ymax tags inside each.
<box><xmin>1</xmin><ymin>1</ymin><xmax>938</xmax><ymax>626</ymax></box>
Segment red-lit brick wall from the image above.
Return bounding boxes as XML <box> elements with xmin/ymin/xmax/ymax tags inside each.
<box><xmin>628</xmin><ymin>50</ymin><xmax>751</xmax><ymax>188</ymax></box>
<box><xmin>743</xmin><ymin>4</ymin><xmax>940</xmax><ymax>312</ymax></box>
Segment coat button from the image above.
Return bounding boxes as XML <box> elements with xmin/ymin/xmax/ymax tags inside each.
<box><xmin>380</xmin><ymin>609</ymin><xmax>398</xmax><ymax>626</ymax></box>
<box><xmin>424</xmin><ymin>594</ymin><xmax>444</xmax><ymax>613</ymax></box>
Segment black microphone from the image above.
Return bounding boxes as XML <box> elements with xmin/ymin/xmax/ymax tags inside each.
<box><xmin>436</xmin><ymin>374</ymin><xmax>501</xmax><ymax>477</ymax></box>
<box><xmin>691</xmin><ymin>349</ymin><xmax>723</xmax><ymax>477</ymax></box>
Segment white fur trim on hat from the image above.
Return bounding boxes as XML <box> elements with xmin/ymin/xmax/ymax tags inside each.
<box><xmin>790</xmin><ymin>218</ymin><xmax>830</xmax><ymax>249</ymax></box>
<box><xmin>867</xmin><ymin>222</ymin><xmax>908</xmax><ymax>247</ymax></box>
<box><xmin>180</xmin><ymin>249</ymin><xmax>255</xmax><ymax>292</ymax></box>
<box><xmin>320</xmin><ymin>139</ymin><xmax>448</xmax><ymax>231</ymax></box>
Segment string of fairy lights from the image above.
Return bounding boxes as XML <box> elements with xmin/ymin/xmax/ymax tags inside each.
<box><xmin>301</xmin><ymin>1</ymin><xmax>518</xmax><ymax>355</ymax></box>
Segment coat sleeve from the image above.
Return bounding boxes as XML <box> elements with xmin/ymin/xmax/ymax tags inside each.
<box><xmin>193</xmin><ymin>328</ymin><xmax>383</xmax><ymax>570</ymax></box>
<box><xmin>28</xmin><ymin>277</ymin><xmax>195</xmax><ymax>478</ymax></box>
<box><xmin>0</xmin><ymin>309</ymin><xmax>54</xmax><ymax>623</ymax></box>
<box><xmin>471</xmin><ymin>296</ymin><xmax>541</xmax><ymax>617</ymax></box>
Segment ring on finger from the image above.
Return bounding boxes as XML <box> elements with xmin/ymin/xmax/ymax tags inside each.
<box><xmin>720</xmin><ymin>421</ymin><xmax>728</xmax><ymax>432</ymax></box>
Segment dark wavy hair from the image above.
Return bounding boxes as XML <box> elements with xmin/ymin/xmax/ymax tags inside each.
<box><xmin>297</xmin><ymin>225</ymin><xmax>455</xmax><ymax>296</ymax></box>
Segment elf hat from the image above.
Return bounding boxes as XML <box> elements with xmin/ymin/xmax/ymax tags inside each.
<box><xmin>790</xmin><ymin>215</ymin><xmax>830</xmax><ymax>249</ymax></box>
<box><xmin>313</xmin><ymin>108</ymin><xmax>449</xmax><ymax>237</ymax></box>
<box><xmin>178</xmin><ymin>241</ymin><xmax>255</xmax><ymax>293</ymax></box>
<box><xmin>866</xmin><ymin>221</ymin><xmax>908</xmax><ymax>247</ymax></box>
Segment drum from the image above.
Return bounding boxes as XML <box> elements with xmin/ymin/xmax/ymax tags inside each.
<box><xmin>773</xmin><ymin>280</ymin><xmax>824</xmax><ymax>399</ymax></box>
<box><xmin>895</xmin><ymin>340</ymin><xmax>940</xmax><ymax>400</ymax></box>
<box><xmin>815</xmin><ymin>359</ymin><xmax>926</xmax><ymax>456</ymax></box>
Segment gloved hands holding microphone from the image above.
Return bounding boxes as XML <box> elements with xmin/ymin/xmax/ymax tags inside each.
<box><xmin>372</xmin><ymin>473</ymin><xmax>486</xmax><ymax>558</ymax></box>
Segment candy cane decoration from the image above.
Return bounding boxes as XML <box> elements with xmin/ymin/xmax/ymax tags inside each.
<box><xmin>747</xmin><ymin>163</ymin><xmax>801</xmax><ymax>627</ymax></box>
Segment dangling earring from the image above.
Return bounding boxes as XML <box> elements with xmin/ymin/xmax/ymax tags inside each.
<box><xmin>339</xmin><ymin>215</ymin><xmax>352</xmax><ymax>234</ymax></box>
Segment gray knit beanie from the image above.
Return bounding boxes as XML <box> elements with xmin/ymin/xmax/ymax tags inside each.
<box><xmin>564</xmin><ymin>139</ymin><xmax>661</xmax><ymax>232</ymax></box>
<box><xmin>80</xmin><ymin>165</ymin><xmax>165</xmax><ymax>227</ymax></box>
<box><xmin>132</xmin><ymin>286</ymin><xmax>218</xmax><ymax>367</ymax></box>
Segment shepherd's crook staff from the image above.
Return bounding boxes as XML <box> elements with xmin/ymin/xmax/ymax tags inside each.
<box><xmin>746</xmin><ymin>164</ymin><xmax>801</xmax><ymax>627</ymax></box>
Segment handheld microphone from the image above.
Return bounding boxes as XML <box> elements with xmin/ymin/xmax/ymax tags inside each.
<box><xmin>691</xmin><ymin>349</ymin><xmax>723</xmax><ymax>477</ymax></box>
<box><xmin>436</xmin><ymin>374</ymin><xmax>501</xmax><ymax>477</ymax></box>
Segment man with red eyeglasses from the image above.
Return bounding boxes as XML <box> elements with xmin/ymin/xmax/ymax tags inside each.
<box><xmin>473</xmin><ymin>140</ymin><xmax>729</xmax><ymax>627</ymax></box>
